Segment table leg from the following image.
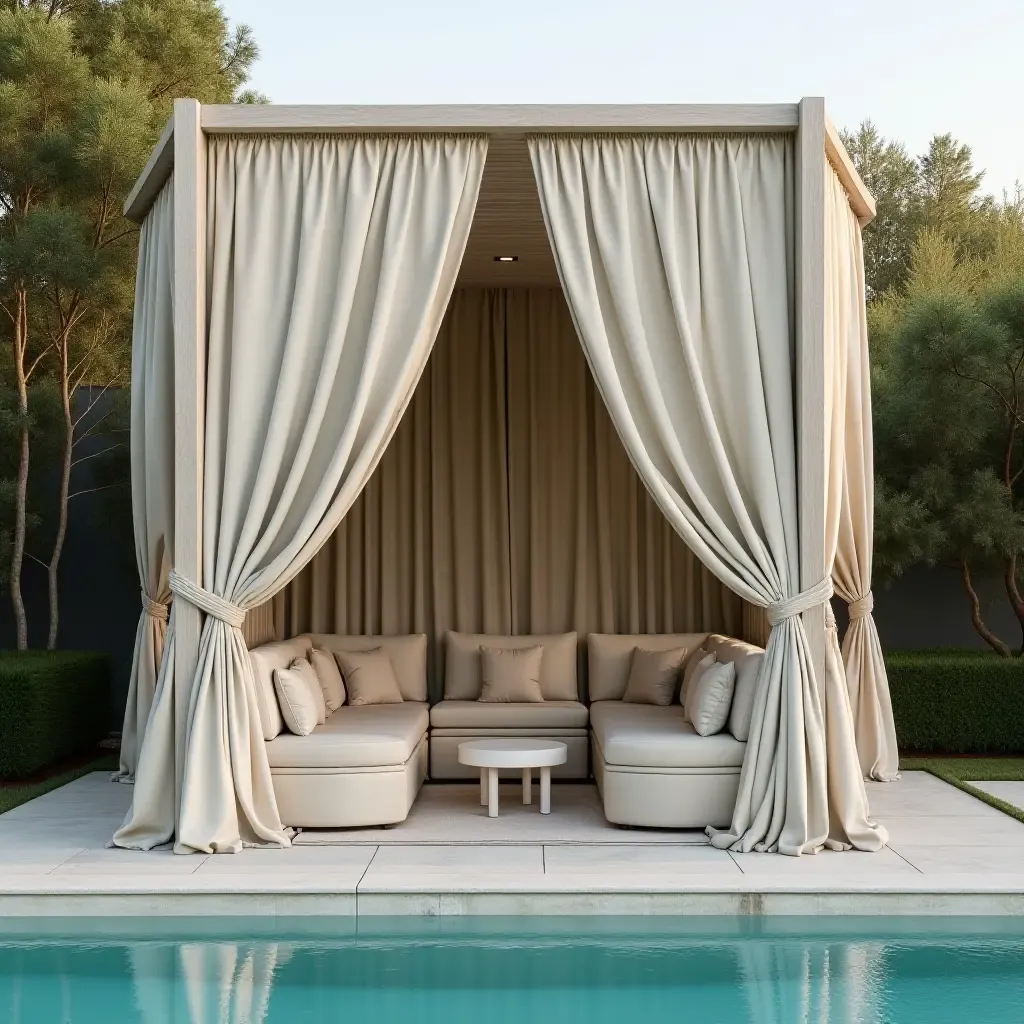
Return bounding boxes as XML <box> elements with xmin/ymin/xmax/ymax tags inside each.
<box><xmin>540</xmin><ymin>766</ymin><xmax>551</xmax><ymax>814</ymax></box>
<box><xmin>522</xmin><ymin>767</ymin><xmax>532</xmax><ymax>805</ymax></box>
<box><xmin>480</xmin><ymin>769</ymin><xmax>488</xmax><ymax>805</ymax></box>
<box><xmin>487</xmin><ymin>767</ymin><xmax>499</xmax><ymax>818</ymax></box>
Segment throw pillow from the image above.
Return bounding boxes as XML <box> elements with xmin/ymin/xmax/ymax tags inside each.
<box><xmin>334</xmin><ymin>648</ymin><xmax>404</xmax><ymax>706</ymax></box>
<box><xmin>689</xmin><ymin>660</ymin><xmax>738</xmax><ymax>737</ymax></box>
<box><xmin>622</xmin><ymin>646</ymin><xmax>687</xmax><ymax>706</ymax></box>
<box><xmin>310</xmin><ymin>647</ymin><xmax>346</xmax><ymax>712</ymax></box>
<box><xmin>683</xmin><ymin>651</ymin><xmax>716</xmax><ymax>722</ymax></box>
<box><xmin>478</xmin><ymin>646</ymin><xmax>544</xmax><ymax>703</ymax></box>
<box><xmin>273</xmin><ymin>659</ymin><xmax>323</xmax><ymax>736</ymax></box>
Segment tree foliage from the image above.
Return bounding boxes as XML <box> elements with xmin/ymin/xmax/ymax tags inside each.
<box><xmin>0</xmin><ymin>0</ymin><xmax>260</xmax><ymax>648</ymax></box>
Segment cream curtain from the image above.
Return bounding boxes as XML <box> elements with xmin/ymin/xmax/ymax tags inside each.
<box><xmin>283</xmin><ymin>287</ymin><xmax>742</xmax><ymax>698</ymax></box>
<box><xmin>115</xmin><ymin>134</ymin><xmax>486</xmax><ymax>853</ymax></box>
<box><xmin>115</xmin><ymin>179</ymin><xmax>176</xmax><ymax>783</ymax></box>
<box><xmin>826</xmin><ymin>168</ymin><xmax>899</xmax><ymax>782</ymax></box>
<box><xmin>531</xmin><ymin>133</ymin><xmax>886</xmax><ymax>854</ymax></box>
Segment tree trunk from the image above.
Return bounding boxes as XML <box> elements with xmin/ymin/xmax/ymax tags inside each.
<box><xmin>960</xmin><ymin>558</ymin><xmax>1012</xmax><ymax>657</ymax></box>
<box><xmin>46</xmin><ymin>347</ymin><xmax>73</xmax><ymax>650</ymax></box>
<box><xmin>9</xmin><ymin>289</ymin><xmax>30</xmax><ymax>651</ymax></box>
<box><xmin>1002</xmin><ymin>551</ymin><xmax>1024</xmax><ymax>655</ymax></box>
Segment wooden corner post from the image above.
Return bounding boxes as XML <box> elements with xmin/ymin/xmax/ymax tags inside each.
<box><xmin>172</xmin><ymin>98</ymin><xmax>206</xmax><ymax>800</ymax></box>
<box><xmin>796</xmin><ymin>96</ymin><xmax>828</xmax><ymax>693</ymax></box>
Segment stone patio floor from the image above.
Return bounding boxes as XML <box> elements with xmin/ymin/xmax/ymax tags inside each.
<box><xmin>1</xmin><ymin>770</ymin><xmax>1023</xmax><ymax>917</ymax></box>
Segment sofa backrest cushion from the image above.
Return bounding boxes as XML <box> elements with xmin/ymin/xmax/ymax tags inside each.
<box><xmin>445</xmin><ymin>631</ymin><xmax>578</xmax><ymax>701</ymax></box>
<box><xmin>587</xmin><ymin>633</ymin><xmax>709</xmax><ymax>702</ymax></box>
<box><xmin>706</xmin><ymin>633</ymin><xmax>765</xmax><ymax>741</ymax></box>
<box><xmin>304</xmin><ymin>633</ymin><xmax>428</xmax><ymax>703</ymax></box>
<box><xmin>249</xmin><ymin>635</ymin><xmax>313</xmax><ymax>740</ymax></box>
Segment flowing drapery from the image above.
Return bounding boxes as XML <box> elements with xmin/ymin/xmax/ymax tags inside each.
<box><xmin>282</xmin><ymin>287</ymin><xmax>742</xmax><ymax>699</ymax></box>
<box><xmin>115</xmin><ymin>179</ymin><xmax>176</xmax><ymax>783</ymax></box>
<box><xmin>531</xmin><ymin>133</ymin><xmax>886</xmax><ymax>854</ymax></box>
<box><xmin>115</xmin><ymin>134</ymin><xmax>486</xmax><ymax>853</ymax></box>
<box><xmin>826</xmin><ymin>168</ymin><xmax>899</xmax><ymax>782</ymax></box>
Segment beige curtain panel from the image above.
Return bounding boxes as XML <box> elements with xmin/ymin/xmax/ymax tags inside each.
<box><xmin>826</xmin><ymin>167</ymin><xmax>899</xmax><ymax>782</ymax></box>
<box><xmin>115</xmin><ymin>134</ymin><xmax>487</xmax><ymax>854</ymax></box>
<box><xmin>531</xmin><ymin>133</ymin><xmax>886</xmax><ymax>854</ymax></box>
<box><xmin>115</xmin><ymin>179</ymin><xmax>176</xmax><ymax>783</ymax></box>
<box><xmin>283</xmin><ymin>287</ymin><xmax>742</xmax><ymax>696</ymax></box>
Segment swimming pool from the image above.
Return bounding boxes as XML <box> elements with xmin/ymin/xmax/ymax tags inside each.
<box><xmin>2</xmin><ymin>917</ymin><xmax>1023</xmax><ymax>1022</ymax></box>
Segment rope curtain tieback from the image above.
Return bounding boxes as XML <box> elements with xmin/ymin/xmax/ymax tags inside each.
<box><xmin>848</xmin><ymin>591</ymin><xmax>874</xmax><ymax>619</ymax></box>
<box><xmin>766</xmin><ymin>577</ymin><xmax>834</xmax><ymax>627</ymax></box>
<box><xmin>168</xmin><ymin>569</ymin><xmax>246</xmax><ymax>629</ymax></box>
<box><xmin>141</xmin><ymin>591</ymin><xmax>169</xmax><ymax>622</ymax></box>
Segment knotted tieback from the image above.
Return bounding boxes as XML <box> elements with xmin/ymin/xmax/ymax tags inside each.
<box><xmin>168</xmin><ymin>569</ymin><xmax>246</xmax><ymax>629</ymax></box>
<box><xmin>141</xmin><ymin>591</ymin><xmax>169</xmax><ymax>622</ymax></box>
<box><xmin>766</xmin><ymin>577</ymin><xmax>834</xmax><ymax>627</ymax></box>
<box><xmin>848</xmin><ymin>591</ymin><xmax>874</xmax><ymax>619</ymax></box>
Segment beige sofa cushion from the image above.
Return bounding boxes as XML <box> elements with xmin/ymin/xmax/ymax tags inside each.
<box><xmin>305</xmin><ymin>633</ymin><xmax>427</xmax><ymax>702</ymax></box>
<box><xmin>587</xmin><ymin>633</ymin><xmax>709</xmax><ymax>702</ymax></box>
<box><xmin>265</xmin><ymin>702</ymin><xmax>429</xmax><ymax>770</ymax></box>
<box><xmin>335</xmin><ymin>648</ymin><xmax>404</xmax><ymax>706</ymax></box>
<box><xmin>445</xmin><ymin>631</ymin><xmax>578</xmax><ymax>701</ymax></box>
<box><xmin>688</xmin><ymin>661</ymin><xmax>736</xmax><ymax>737</ymax></box>
<box><xmin>310</xmin><ymin>647</ymin><xmax>346</xmax><ymax>712</ymax></box>
<box><xmin>590</xmin><ymin>701</ymin><xmax>746</xmax><ymax>769</ymax></box>
<box><xmin>706</xmin><ymin>634</ymin><xmax>765</xmax><ymax>742</ymax></box>
<box><xmin>683</xmin><ymin>651</ymin><xmax>717</xmax><ymax>723</ymax></box>
<box><xmin>622</xmin><ymin>646</ymin><xmax>687</xmax><ymax>706</ymax></box>
<box><xmin>430</xmin><ymin>699</ymin><xmax>589</xmax><ymax>730</ymax></box>
<box><xmin>249</xmin><ymin>636</ymin><xmax>313</xmax><ymax>740</ymax></box>
<box><xmin>479</xmin><ymin>646</ymin><xmax>544</xmax><ymax>703</ymax></box>
<box><xmin>273</xmin><ymin>658</ymin><xmax>324</xmax><ymax>736</ymax></box>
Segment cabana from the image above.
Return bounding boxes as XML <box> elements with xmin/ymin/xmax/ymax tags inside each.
<box><xmin>113</xmin><ymin>98</ymin><xmax>898</xmax><ymax>858</ymax></box>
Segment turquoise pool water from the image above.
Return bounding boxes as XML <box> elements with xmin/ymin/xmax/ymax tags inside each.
<box><xmin>2</xmin><ymin>917</ymin><xmax>1023</xmax><ymax>1022</ymax></box>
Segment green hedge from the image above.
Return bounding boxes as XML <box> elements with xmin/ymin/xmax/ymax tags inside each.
<box><xmin>0</xmin><ymin>650</ymin><xmax>110</xmax><ymax>779</ymax></box>
<box><xmin>888</xmin><ymin>650</ymin><xmax>1024</xmax><ymax>755</ymax></box>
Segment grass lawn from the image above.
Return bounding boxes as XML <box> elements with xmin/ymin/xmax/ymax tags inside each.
<box><xmin>0</xmin><ymin>753</ymin><xmax>118</xmax><ymax>816</ymax></box>
<box><xmin>901</xmin><ymin>757</ymin><xmax>1024</xmax><ymax>826</ymax></box>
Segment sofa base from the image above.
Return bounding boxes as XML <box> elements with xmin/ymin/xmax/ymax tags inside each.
<box><xmin>272</xmin><ymin>735</ymin><xmax>428</xmax><ymax>828</ymax></box>
<box><xmin>430</xmin><ymin>730</ymin><xmax>589</xmax><ymax>779</ymax></box>
<box><xmin>593</xmin><ymin>734</ymin><xmax>739</xmax><ymax>829</ymax></box>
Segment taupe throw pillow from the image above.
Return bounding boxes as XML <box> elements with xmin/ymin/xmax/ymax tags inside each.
<box><xmin>310</xmin><ymin>647</ymin><xmax>346</xmax><ymax>712</ymax></box>
<box><xmin>273</xmin><ymin>658</ymin><xmax>324</xmax><ymax>736</ymax></box>
<box><xmin>478</xmin><ymin>646</ymin><xmax>544</xmax><ymax>703</ymax></box>
<box><xmin>689</xmin><ymin>660</ymin><xmax>737</xmax><ymax>737</ymax></box>
<box><xmin>334</xmin><ymin>648</ymin><xmax>404</xmax><ymax>707</ymax></box>
<box><xmin>622</xmin><ymin>646</ymin><xmax>687</xmax><ymax>706</ymax></box>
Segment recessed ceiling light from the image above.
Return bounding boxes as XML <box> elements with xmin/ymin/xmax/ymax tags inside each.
<box><xmin>494</xmin><ymin>255</ymin><xmax>519</xmax><ymax>262</ymax></box>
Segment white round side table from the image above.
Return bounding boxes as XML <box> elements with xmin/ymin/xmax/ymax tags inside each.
<box><xmin>457</xmin><ymin>739</ymin><xmax>568</xmax><ymax>818</ymax></box>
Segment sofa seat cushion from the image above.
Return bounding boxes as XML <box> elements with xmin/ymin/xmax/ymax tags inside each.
<box><xmin>590</xmin><ymin>701</ymin><xmax>746</xmax><ymax>769</ymax></box>
<box><xmin>266</xmin><ymin>702</ymin><xmax>428</xmax><ymax>770</ymax></box>
<box><xmin>429</xmin><ymin>699</ymin><xmax>589</xmax><ymax>730</ymax></box>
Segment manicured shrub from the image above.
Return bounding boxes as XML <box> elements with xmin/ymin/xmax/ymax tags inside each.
<box><xmin>0</xmin><ymin>651</ymin><xmax>110</xmax><ymax>779</ymax></box>
<box><xmin>887</xmin><ymin>650</ymin><xmax>1024</xmax><ymax>755</ymax></box>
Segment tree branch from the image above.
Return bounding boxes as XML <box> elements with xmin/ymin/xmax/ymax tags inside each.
<box><xmin>68</xmin><ymin>482</ymin><xmax>127</xmax><ymax>500</ymax></box>
<box><xmin>70</xmin><ymin>441</ymin><xmax>125</xmax><ymax>467</ymax></box>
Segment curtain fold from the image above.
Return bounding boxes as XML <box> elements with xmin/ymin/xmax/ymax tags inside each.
<box><xmin>115</xmin><ymin>179</ymin><xmax>176</xmax><ymax>783</ymax></box>
<box><xmin>826</xmin><ymin>167</ymin><xmax>899</xmax><ymax>782</ymax></box>
<box><xmin>116</xmin><ymin>134</ymin><xmax>486</xmax><ymax>853</ymax></box>
<box><xmin>530</xmin><ymin>133</ymin><xmax>886</xmax><ymax>854</ymax></box>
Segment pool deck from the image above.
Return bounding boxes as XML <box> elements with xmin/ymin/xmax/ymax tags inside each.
<box><xmin>1</xmin><ymin>771</ymin><xmax>1023</xmax><ymax>917</ymax></box>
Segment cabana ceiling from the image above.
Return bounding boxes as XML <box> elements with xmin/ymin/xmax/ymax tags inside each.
<box><xmin>457</xmin><ymin>135</ymin><xmax>558</xmax><ymax>287</ymax></box>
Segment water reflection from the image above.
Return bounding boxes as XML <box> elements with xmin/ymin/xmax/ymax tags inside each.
<box><xmin>1</xmin><ymin>919</ymin><xmax>1022</xmax><ymax>1024</ymax></box>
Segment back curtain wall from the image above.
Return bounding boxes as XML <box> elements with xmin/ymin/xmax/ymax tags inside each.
<box><xmin>274</xmin><ymin>288</ymin><xmax>745</xmax><ymax>698</ymax></box>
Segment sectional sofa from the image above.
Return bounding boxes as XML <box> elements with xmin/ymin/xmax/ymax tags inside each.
<box><xmin>248</xmin><ymin>629</ymin><xmax>764</xmax><ymax>830</ymax></box>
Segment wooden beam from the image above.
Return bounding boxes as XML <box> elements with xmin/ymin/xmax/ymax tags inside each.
<box><xmin>201</xmin><ymin>102</ymin><xmax>799</xmax><ymax>134</ymax></box>
<box><xmin>825</xmin><ymin>116</ymin><xmax>876</xmax><ymax>227</ymax></box>
<box><xmin>171</xmin><ymin>98</ymin><xmax>206</xmax><ymax>805</ymax></box>
<box><xmin>124</xmin><ymin>115</ymin><xmax>175</xmax><ymax>223</ymax></box>
<box><xmin>796</xmin><ymin>97</ymin><xmax>828</xmax><ymax>692</ymax></box>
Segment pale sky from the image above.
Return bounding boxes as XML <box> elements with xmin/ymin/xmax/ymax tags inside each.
<box><xmin>221</xmin><ymin>0</ymin><xmax>1023</xmax><ymax>197</ymax></box>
